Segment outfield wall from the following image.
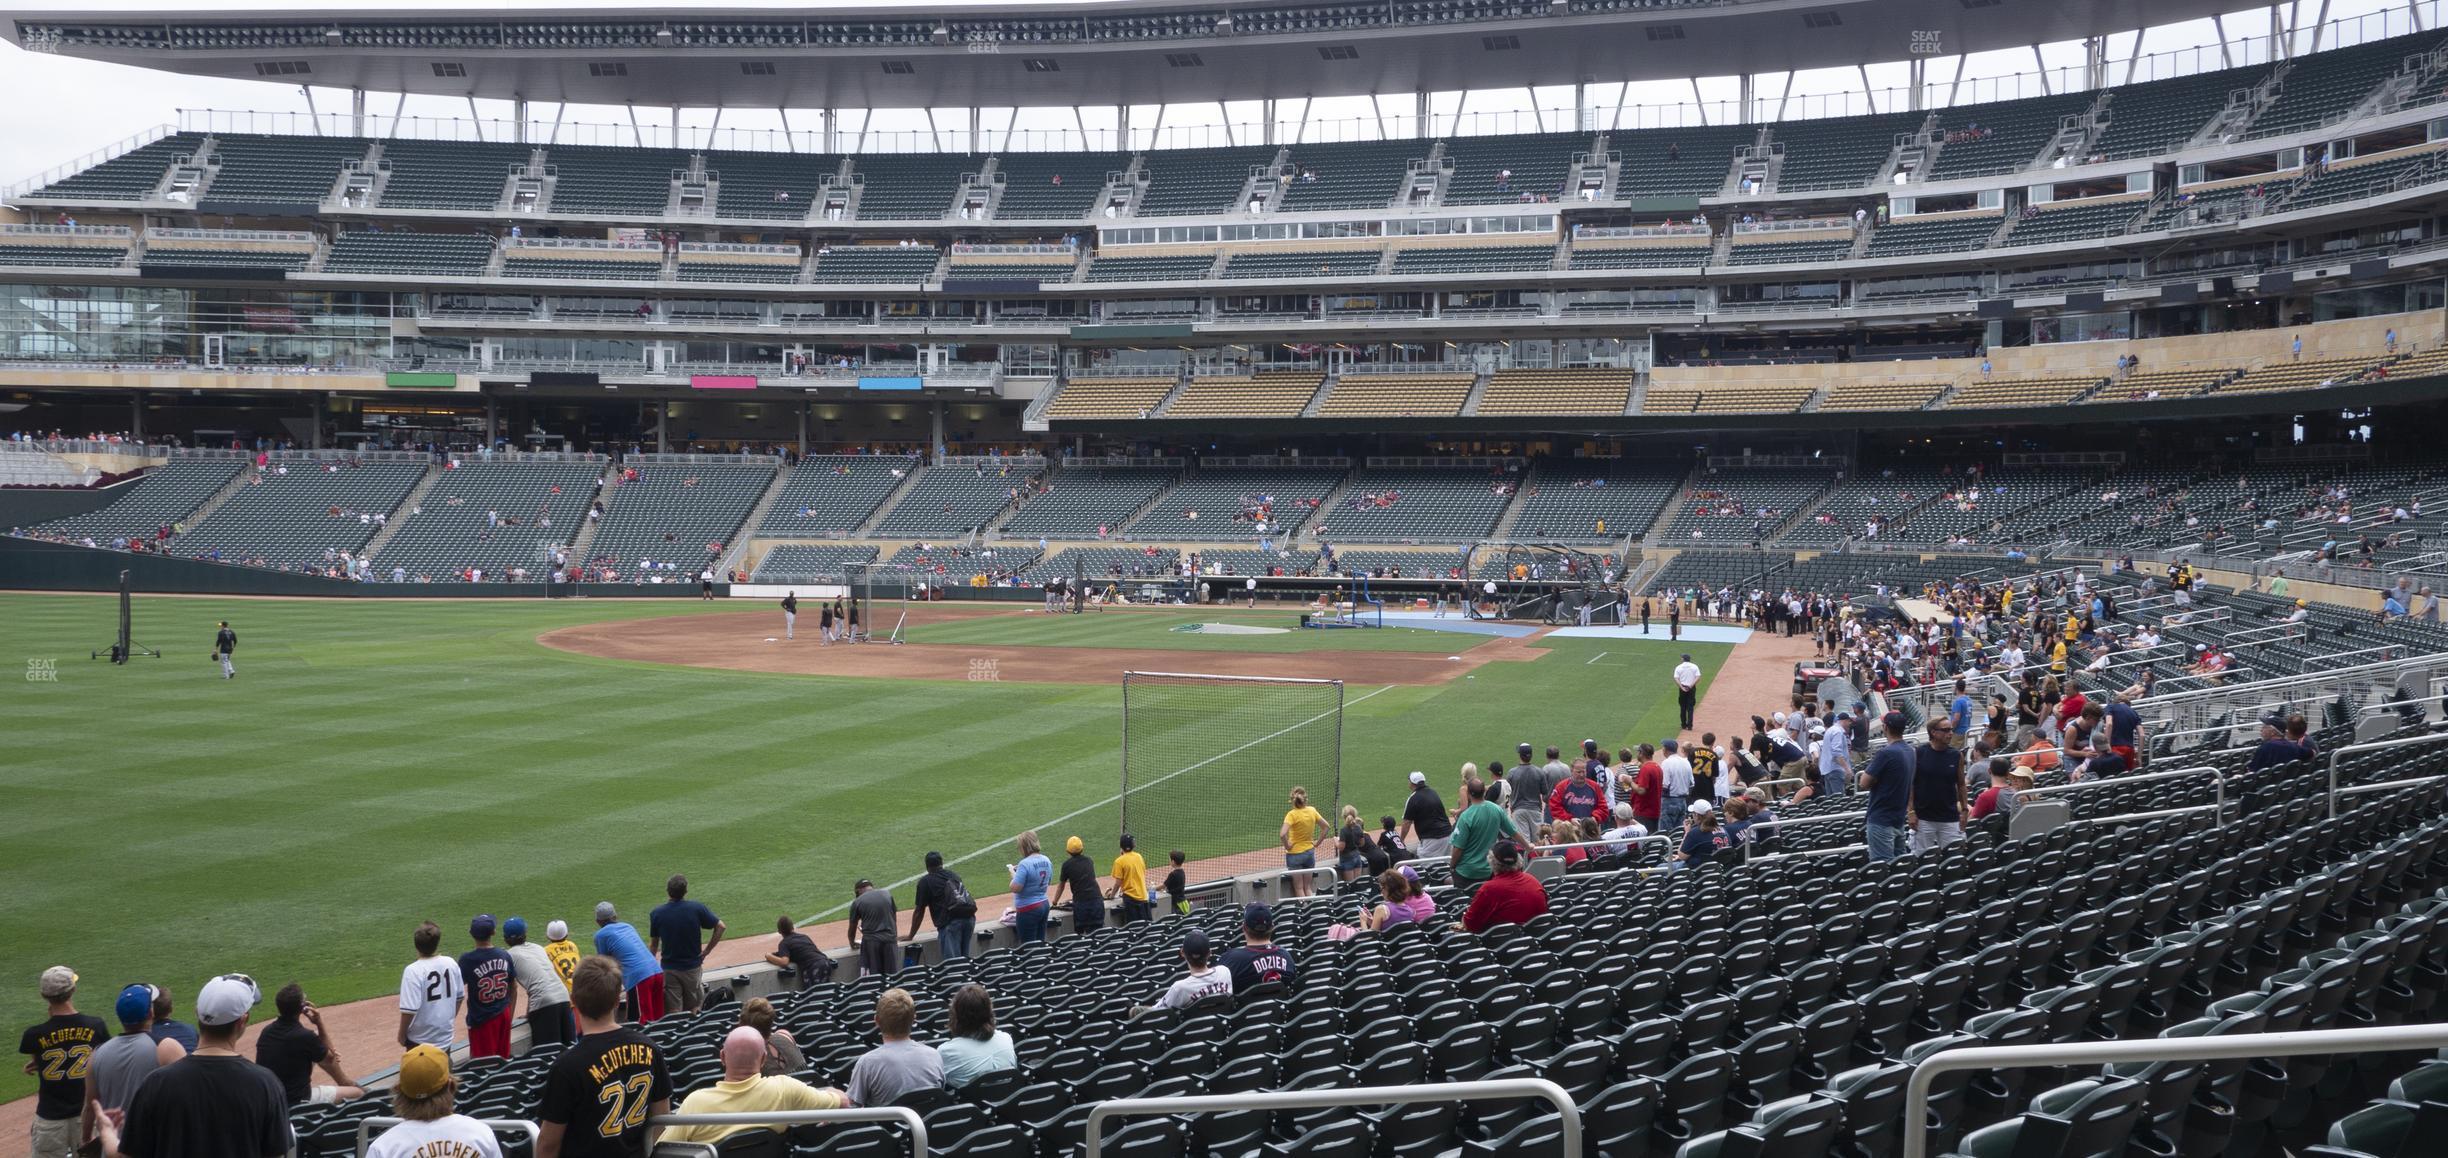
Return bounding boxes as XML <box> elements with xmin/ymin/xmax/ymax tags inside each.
<box><xmin>0</xmin><ymin>485</ymin><xmax>127</xmax><ymax>528</ymax></box>
<box><xmin>0</xmin><ymin>538</ymin><xmax>704</xmax><ymax>598</ymax></box>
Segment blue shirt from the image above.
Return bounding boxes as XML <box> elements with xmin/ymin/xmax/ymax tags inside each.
<box><xmin>1949</xmin><ymin>695</ymin><xmax>1973</xmax><ymax>736</ymax></box>
<box><xmin>1817</xmin><ymin>722</ymin><xmax>1851</xmax><ymax>775</ymax></box>
<box><xmin>1861</xmin><ymin>743</ymin><xmax>1914</xmax><ymax>827</ymax></box>
<box><xmin>2105</xmin><ymin>702</ymin><xmax>2142</xmax><ymax>747</ymax></box>
<box><xmin>1011</xmin><ymin>854</ymin><xmax>1052</xmax><ymax>911</ymax></box>
<box><xmin>593</xmin><ymin>921</ymin><xmax>663</xmax><ymax>984</ymax></box>
<box><xmin>648</xmin><ymin>899</ymin><xmax>721</xmax><ymax>969</ymax></box>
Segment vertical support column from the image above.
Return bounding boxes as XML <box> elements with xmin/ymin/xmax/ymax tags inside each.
<box><xmin>1263</xmin><ymin>98</ymin><xmax>1276</xmax><ymax>145</ymax></box>
<box><xmin>969</xmin><ymin>106</ymin><xmax>982</xmax><ymax>151</ymax></box>
<box><xmin>1909</xmin><ymin>58</ymin><xmax>1927</xmax><ymax>111</ymax></box>
<box><xmin>1738</xmin><ymin>75</ymin><xmax>1754</xmax><ymax>126</ymax></box>
<box><xmin>1118</xmin><ymin>104</ymin><xmax>1133</xmax><ymax>150</ymax></box>
<box><xmin>485</xmin><ymin>395</ymin><xmax>498</xmax><ymax>446</ymax></box>
<box><xmin>1574</xmin><ymin>81</ymin><xmax>1586</xmax><ymax>131</ymax></box>
<box><xmin>350</xmin><ymin>88</ymin><xmax>365</xmax><ymax>136</ymax></box>
<box><xmin>2083</xmin><ymin>35</ymin><xmax>2107</xmax><ymax>91</ymax></box>
<box><xmin>822</xmin><ymin>108</ymin><xmax>838</xmax><ymax>152</ymax></box>
<box><xmin>310</xmin><ymin>393</ymin><xmax>325</xmax><ymax>450</ymax></box>
<box><xmin>798</xmin><ymin>401</ymin><xmax>809</xmax><ymax>457</ymax></box>
<box><xmin>130</xmin><ymin>392</ymin><xmax>144</xmax><ymax>446</ymax></box>
<box><xmin>514</xmin><ymin>96</ymin><xmax>529</xmax><ymax>144</ymax></box>
<box><xmin>931</xmin><ymin>401</ymin><xmax>946</xmax><ymax>459</ymax></box>
<box><xmin>1416</xmin><ymin>89</ymin><xmax>1431</xmax><ymax>137</ymax></box>
<box><xmin>656</xmin><ymin>402</ymin><xmax>668</xmax><ymax>453</ymax></box>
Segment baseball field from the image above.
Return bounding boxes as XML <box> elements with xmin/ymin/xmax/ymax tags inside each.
<box><xmin>0</xmin><ymin>592</ymin><xmax>1724</xmax><ymax>1104</ymax></box>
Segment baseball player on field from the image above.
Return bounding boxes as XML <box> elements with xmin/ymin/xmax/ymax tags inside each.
<box><xmin>213</xmin><ymin>620</ymin><xmax>237</xmax><ymax>679</ymax></box>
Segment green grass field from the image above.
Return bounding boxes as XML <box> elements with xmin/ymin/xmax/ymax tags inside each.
<box><xmin>0</xmin><ymin>594</ymin><xmax>1723</xmax><ymax>1104</ymax></box>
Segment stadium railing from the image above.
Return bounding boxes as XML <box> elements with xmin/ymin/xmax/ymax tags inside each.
<box><xmin>2015</xmin><ymin>764</ymin><xmax>2227</xmax><ymax>818</ymax></box>
<box><xmin>2326</xmin><ymin>729</ymin><xmax>2448</xmax><ymax>818</ymax></box>
<box><xmin>1899</xmin><ymin>1024</ymin><xmax>2448</xmax><ymax>1158</ymax></box>
<box><xmin>1084</xmin><ymin>1078</ymin><xmax>1580</xmax><ymax>1158</ymax></box>
<box><xmin>644</xmin><ymin>1107</ymin><xmax>927</xmax><ymax>1152</ymax></box>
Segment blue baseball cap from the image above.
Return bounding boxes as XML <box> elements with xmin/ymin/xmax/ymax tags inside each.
<box><xmin>470</xmin><ymin>914</ymin><xmax>496</xmax><ymax>939</ymax></box>
<box><xmin>501</xmin><ymin>917</ymin><xmax>527</xmax><ymax>940</ymax></box>
<box><xmin>115</xmin><ymin>984</ymin><xmax>156</xmax><ymax>1028</ymax></box>
<box><xmin>1243</xmin><ymin>902</ymin><xmax>1274</xmax><ymax>931</ymax></box>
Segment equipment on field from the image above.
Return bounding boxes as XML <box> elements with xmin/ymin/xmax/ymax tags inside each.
<box><xmin>1120</xmin><ymin>671</ymin><xmax>1344</xmax><ymax>864</ymax></box>
<box><xmin>91</xmin><ymin>570</ymin><xmax>159</xmax><ymax>663</ymax></box>
<box><xmin>1299</xmin><ymin>576</ymin><xmax>1384</xmax><ymax>628</ymax></box>
<box><xmin>845</xmin><ymin>561</ymin><xmax>916</xmax><ymax>644</ymax></box>
<box><xmin>1487</xmin><ymin>542</ymin><xmax>1623</xmax><ymax>624</ymax></box>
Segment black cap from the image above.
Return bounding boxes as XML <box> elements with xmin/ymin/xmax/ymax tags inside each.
<box><xmin>1492</xmin><ymin>840</ymin><xmax>1524</xmax><ymax>866</ymax></box>
<box><xmin>924</xmin><ymin>851</ymin><xmax>943</xmax><ymax>868</ymax></box>
<box><xmin>1181</xmin><ymin>928</ymin><xmax>1212</xmax><ymax>957</ymax></box>
<box><xmin>1883</xmin><ymin>711</ymin><xmax>1909</xmax><ymax>732</ymax></box>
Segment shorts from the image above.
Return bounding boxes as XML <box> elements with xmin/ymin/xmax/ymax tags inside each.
<box><xmin>629</xmin><ymin>978</ymin><xmax>667</xmax><ymax>1023</ymax></box>
<box><xmin>859</xmin><ymin>937</ymin><xmax>900</xmax><ymax>978</ymax></box>
<box><xmin>29</xmin><ymin>1115</ymin><xmax>75</xmax><ymax>1158</ymax></box>
<box><xmin>1284</xmin><ymin>849</ymin><xmax>1316</xmax><ymax>871</ymax></box>
<box><xmin>664</xmin><ymin>966</ymin><xmax>706</xmax><ymax>1012</ymax></box>
<box><xmin>468</xmin><ymin>1011</ymin><xmax>512</xmax><ymax>1059</ymax></box>
<box><xmin>1336</xmin><ymin>851</ymin><xmax>1367</xmax><ymax>872</ymax></box>
<box><xmin>1416</xmin><ymin>836</ymin><xmax>1452</xmax><ymax>860</ymax></box>
<box><xmin>526</xmin><ymin>1001</ymin><xmax>574</xmax><ymax>1048</ymax></box>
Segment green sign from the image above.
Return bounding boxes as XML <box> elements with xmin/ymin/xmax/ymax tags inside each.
<box><xmin>384</xmin><ymin>372</ymin><xmax>457</xmax><ymax>389</ymax></box>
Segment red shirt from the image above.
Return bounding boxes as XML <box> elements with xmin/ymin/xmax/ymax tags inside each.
<box><xmin>1461</xmin><ymin>870</ymin><xmax>1551</xmax><ymax>932</ymax></box>
<box><xmin>1631</xmin><ymin>763</ymin><xmax>1664</xmax><ymax>821</ymax></box>
<box><xmin>2058</xmin><ymin>692</ymin><xmax>2088</xmax><ymax>727</ymax></box>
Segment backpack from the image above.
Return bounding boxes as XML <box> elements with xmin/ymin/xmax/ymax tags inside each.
<box><xmin>939</xmin><ymin>871</ymin><xmax>977</xmax><ymax>920</ymax></box>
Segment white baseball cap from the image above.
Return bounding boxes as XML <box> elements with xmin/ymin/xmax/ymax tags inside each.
<box><xmin>1408</xmin><ymin>771</ymin><xmax>1428</xmax><ymax>786</ymax></box>
<box><xmin>1689</xmin><ymin>800</ymin><xmax>1715</xmax><ymax>815</ymax></box>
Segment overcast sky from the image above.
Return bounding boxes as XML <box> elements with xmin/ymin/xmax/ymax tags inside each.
<box><xmin>0</xmin><ymin>0</ymin><xmax>2414</xmax><ymax>187</ymax></box>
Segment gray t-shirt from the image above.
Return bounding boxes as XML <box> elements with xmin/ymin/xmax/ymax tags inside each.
<box><xmin>1503</xmin><ymin>763</ymin><xmax>1545</xmax><ymax>813</ymax></box>
<box><xmin>847</xmin><ymin>1039</ymin><xmax>943</xmax><ymax>1108</ymax></box>
<box><xmin>1541</xmin><ymin>760</ymin><xmax>1573</xmax><ymax>797</ymax></box>
<box><xmin>89</xmin><ymin>1031</ymin><xmax>162</xmax><ymax>1112</ymax></box>
<box><xmin>851</xmin><ymin>889</ymin><xmax>897</xmax><ymax>940</ymax></box>
<box><xmin>506</xmin><ymin>941</ymin><xmax>570</xmax><ymax>1008</ymax></box>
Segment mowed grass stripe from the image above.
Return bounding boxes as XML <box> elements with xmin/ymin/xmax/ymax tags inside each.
<box><xmin>0</xmin><ymin>593</ymin><xmax>1718</xmax><ymax>1105</ymax></box>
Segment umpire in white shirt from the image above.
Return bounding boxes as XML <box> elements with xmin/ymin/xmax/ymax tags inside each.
<box><xmin>1672</xmin><ymin>654</ymin><xmax>1702</xmax><ymax>730</ymax></box>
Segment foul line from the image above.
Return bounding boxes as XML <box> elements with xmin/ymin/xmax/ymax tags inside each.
<box><xmin>1585</xmin><ymin>651</ymin><xmax>1609</xmax><ymax>665</ymax></box>
<box><xmin>799</xmin><ymin>682</ymin><xmax>1394</xmax><ymax>924</ymax></box>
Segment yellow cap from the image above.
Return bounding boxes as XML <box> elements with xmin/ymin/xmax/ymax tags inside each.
<box><xmin>1065</xmin><ymin>836</ymin><xmax>1085</xmax><ymax>855</ymax></box>
<box><xmin>396</xmin><ymin>1044</ymin><xmax>453</xmax><ymax>1100</ymax></box>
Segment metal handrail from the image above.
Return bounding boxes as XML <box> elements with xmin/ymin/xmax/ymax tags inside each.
<box><xmin>2326</xmin><ymin>729</ymin><xmax>2448</xmax><ymax>818</ymax></box>
<box><xmin>645</xmin><ymin>1107</ymin><xmax>927</xmax><ymax>1149</ymax></box>
<box><xmin>1901</xmin><ymin>1024</ymin><xmax>2448</xmax><ymax>1158</ymax></box>
<box><xmin>2015</xmin><ymin>763</ymin><xmax>2224</xmax><ymax>817</ymax></box>
<box><xmin>355</xmin><ymin>1117</ymin><xmax>540</xmax><ymax>1156</ymax></box>
<box><xmin>1085</xmin><ymin>1079</ymin><xmax>1579</xmax><ymax>1158</ymax></box>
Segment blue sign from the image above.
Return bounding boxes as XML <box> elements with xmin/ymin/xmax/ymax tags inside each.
<box><xmin>858</xmin><ymin>376</ymin><xmax>924</xmax><ymax>391</ymax></box>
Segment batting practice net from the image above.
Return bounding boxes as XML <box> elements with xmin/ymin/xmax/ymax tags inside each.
<box><xmin>1119</xmin><ymin>672</ymin><xmax>1345</xmax><ymax>865</ymax></box>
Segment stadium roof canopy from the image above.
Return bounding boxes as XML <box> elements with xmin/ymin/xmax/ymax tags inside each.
<box><xmin>6</xmin><ymin>1</ymin><xmax>2246</xmax><ymax>110</ymax></box>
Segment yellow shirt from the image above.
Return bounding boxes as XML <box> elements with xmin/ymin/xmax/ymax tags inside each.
<box><xmin>2001</xmin><ymin>589</ymin><xmax>2014</xmax><ymax>613</ymax></box>
<box><xmin>2050</xmin><ymin>641</ymin><xmax>2068</xmax><ymax>672</ymax></box>
<box><xmin>1284</xmin><ymin>806</ymin><xmax>1326</xmax><ymax>855</ymax></box>
<box><xmin>1111</xmin><ymin>850</ymin><xmax>1149</xmax><ymax>902</ymax></box>
<box><xmin>663</xmin><ymin>1076</ymin><xmax>844</xmax><ymax>1143</ymax></box>
<box><xmin>545</xmin><ymin>939</ymin><xmax>579</xmax><ymax>990</ymax></box>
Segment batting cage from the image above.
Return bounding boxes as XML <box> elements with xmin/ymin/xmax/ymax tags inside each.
<box><xmin>1119</xmin><ymin>671</ymin><xmax>1345</xmax><ymax>864</ymax></box>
